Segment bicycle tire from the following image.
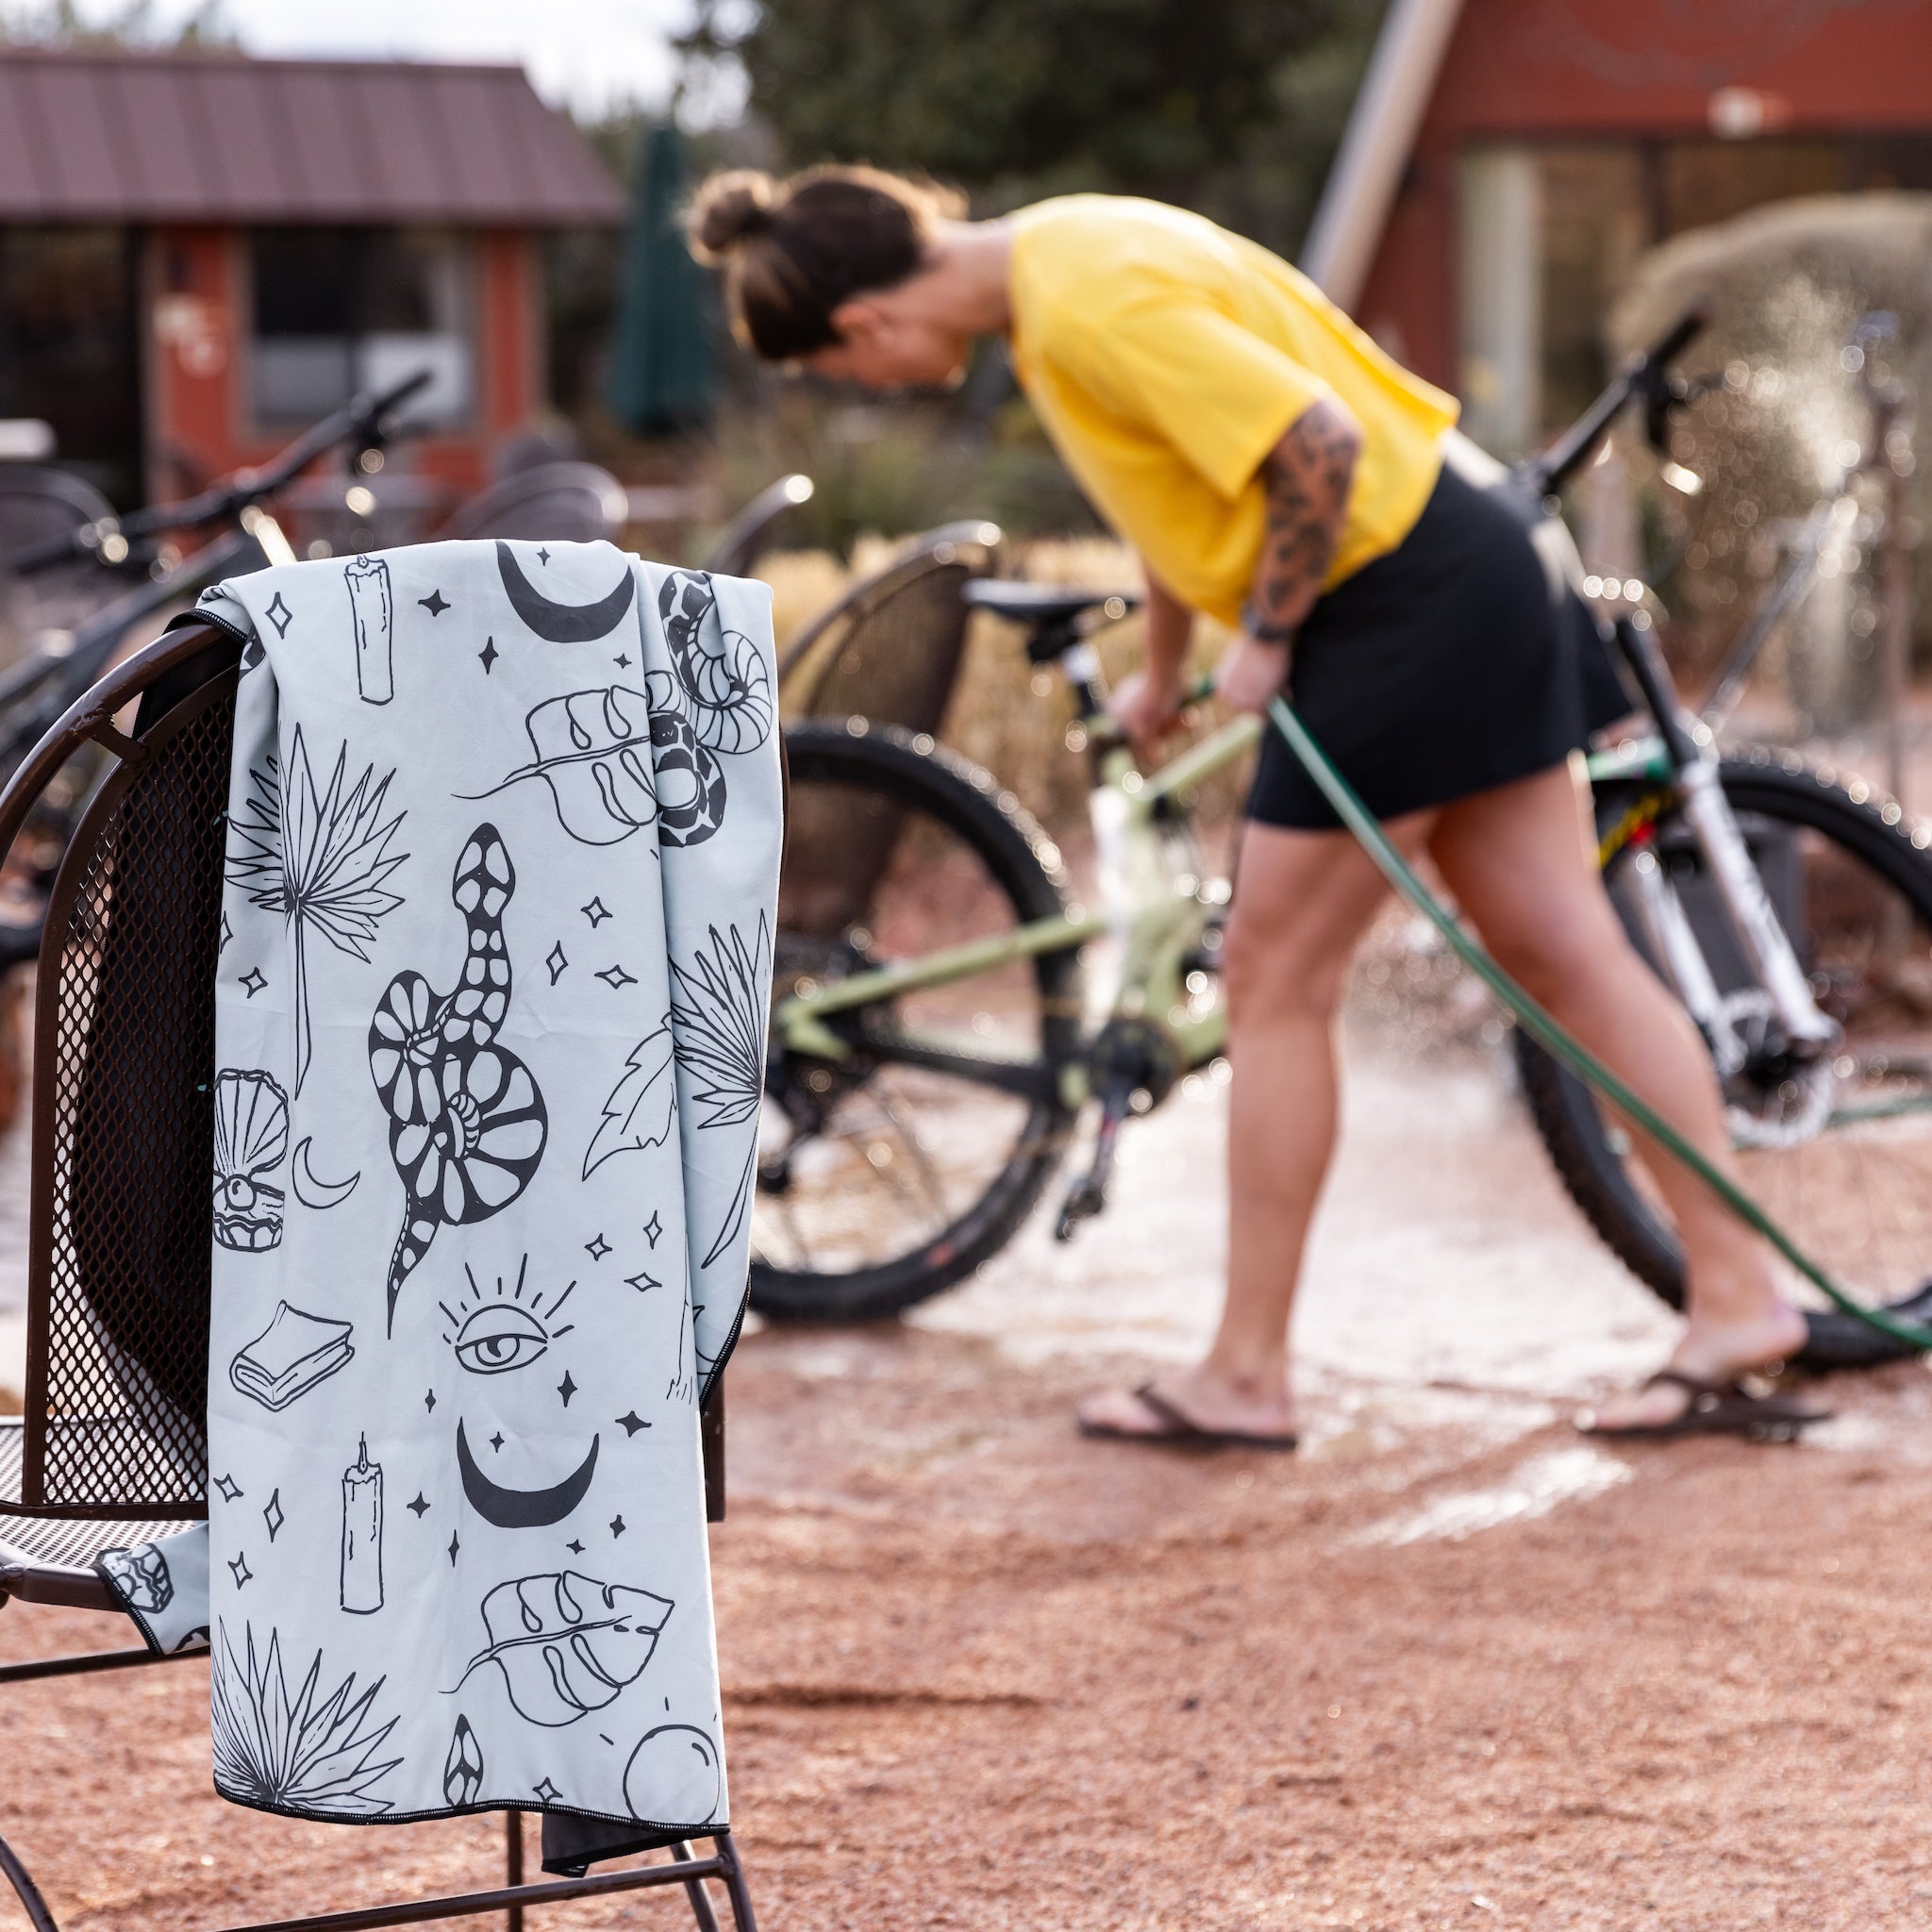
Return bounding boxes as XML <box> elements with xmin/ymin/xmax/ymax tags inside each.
<box><xmin>750</xmin><ymin>720</ymin><xmax>1082</xmax><ymax>1323</ymax></box>
<box><xmin>1519</xmin><ymin>754</ymin><xmax>1932</xmax><ymax>1367</ymax></box>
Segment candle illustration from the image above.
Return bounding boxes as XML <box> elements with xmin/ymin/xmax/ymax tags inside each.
<box><xmin>340</xmin><ymin>1434</ymin><xmax>385</xmax><ymax>1614</ymax></box>
<box><xmin>345</xmin><ymin>556</ymin><xmax>395</xmax><ymax>705</ymax></box>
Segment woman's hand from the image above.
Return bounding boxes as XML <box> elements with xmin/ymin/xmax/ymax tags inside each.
<box><xmin>1109</xmin><ymin>666</ymin><xmax>1190</xmax><ymax>766</ymax></box>
<box><xmin>1215</xmin><ymin>632</ymin><xmax>1291</xmax><ymax>714</ymax></box>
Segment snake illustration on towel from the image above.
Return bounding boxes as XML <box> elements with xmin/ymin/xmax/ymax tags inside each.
<box><xmin>466</xmin><ymin>571</ymin><xmax>773</xmax><ymax>850</ymax></box>
<box><xmin>369</xmin><ymin>824</ymin><xmax>548</xmax><ymax>1334</ymax></box>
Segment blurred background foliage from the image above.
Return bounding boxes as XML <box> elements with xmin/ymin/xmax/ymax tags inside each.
<box><xmin>676</xmin><ymin>0</ymin><xmax>1385</xmax><ymax>255</ymax></box>
<box><xmin>546</xmin><ymin>0</ymin><xmax>1387</xmax><ymax>553</ymax></box>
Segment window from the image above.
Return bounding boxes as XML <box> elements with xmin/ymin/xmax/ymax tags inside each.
<box><xmin>0</xmin><ymin>225</ymin><xmax>141</xmax><ymax>504</ymax></box>
<box><xmin>250</xmin><ymin>228</ymin><xmax>473</xmax><ymax>427</ymax></box>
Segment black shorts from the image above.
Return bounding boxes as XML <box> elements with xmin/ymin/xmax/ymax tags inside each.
<box><xmin>1245</xmin><ymin>457</ymin><xmax>1631</xmax><ymax>831</ymax></box>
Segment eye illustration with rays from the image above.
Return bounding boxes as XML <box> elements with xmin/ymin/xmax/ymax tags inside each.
<box><xmin>441</xmin><ymin>1258</ymin><xmax>576</xmax><ymax>1377</ymax></box>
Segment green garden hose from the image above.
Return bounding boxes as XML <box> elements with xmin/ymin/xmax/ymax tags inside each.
<box><xmin>1264</xmin><ymin>694</ymin><xmax>1932</xmax><ymax>1352</ymax></box>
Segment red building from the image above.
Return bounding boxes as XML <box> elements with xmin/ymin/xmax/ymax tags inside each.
<box><xmin>1305</xmin><ymin>0</ymin><xmax>1932</xmax><ymax>454</ymax></box>
<box><xmin>0</xmin><ymin>46</ymin><xmax>623</xmax><ymax>514</ymax></box>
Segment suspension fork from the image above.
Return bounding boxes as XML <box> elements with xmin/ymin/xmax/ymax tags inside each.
<box><xmin>1610</xmin><ymin>614</ymin><xmax>1839</xmax><ymax>1052</ymax></box>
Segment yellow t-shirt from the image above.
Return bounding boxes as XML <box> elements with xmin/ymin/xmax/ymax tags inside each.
<box><xmin>1007</xmin><ymin>194</ymin><xmax>1458</xmax><ymax>625</ymax></box>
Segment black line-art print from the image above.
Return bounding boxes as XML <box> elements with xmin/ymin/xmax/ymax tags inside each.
<box><xmin>594</xmin><ymin>963</ymin><xmax>638</xmax><ymax>991</ymax></box>
<box><xmin>264</xmin><ymin>1491</ymin><xmax>285</xmax><ymax>1542</ymax></box>
<box><xmin>99</xmin><ymin>1542</ymin><xmax>174</xmax><ymax>1615</ymax></box>
<box><xmin>212</xmin><ymin>1069</ymin><xmax>290</xmax><ymax>1253</ymax></box>
<box><xmin>546</xmin><ymin>942</ymin><xmax>568</xmax><ymax>985</ymax></box>
<box><xmin>340</xmin><ymin>1436</ymin><xmax>384</xmax><ymax>1615</ymax></box>
<box><xmin>226</xmin><ymin>725</ymin><xmax>409</xmax><ymax>1099</ymax></box>
<box><xmin>451</xmin><ymin>1571</ymin><xmax>673</xmax><ymax>1726</ymax></box>
<box><xmin>344</xmin><ymin>557</ymin><xmax>394</xmax><ymax>703</ymax></box>
<box><xmin>369</xmin><ymin>825</ymin><xmax>548</xmax><ymax>1334</ymax></box>
<box><xmin>496</xmin><ymin>541</ymin><xmax>637</xmax><ymax>642</ymax></box>
<box><xmin>444</xmin><ymin>1715</ymin><xmax>485</xmax><ymax>1807</ymax></box>
<box><xmin>266</xmin><ymin>591</ymin><xmax>294</xmax><ymax>640</ymax></box>
<box><xmin>478</xmin><ymin>637</ymin><xmax>499</xmax><ymax>675</ymax></box>
<box><xmin>239</xmin><ymin>968</ymin><xmax>267</xmax><ymax>998</ymax></box>
<box><xmin>457</xmin><ymin>1421</ymin><xmax>600</xmax><ymax>1528</ymax></box>
<box><xmin>292</xmin><ymin>1138</ymin><xmax>359</xmax><ymax>1210</ymax></box>
<box><xmin>585</xmin><ymin>1234</ymin><xmax>611</xmax><ymax>1261</ymax></box>
<box><xmin>671</xmin><ymin>913</ymin><xmax>771</xmax><ymax>1269</ymax></box>
<box><xmin>229</xmin><ymin>1301</ymin><xmax>355</xmax><ymax>1412</ymax></box>
<box><xmin>211</xmin><ymin>1624</ymin><xmax>403</xmax><ymax>1819</ymax></box>
<box><xmin>440</xmin><ymin>1257</ymin><xmax>576</xmax><ymax>1375</ymax></box>
<box><xmin>582</xmin><ymin>896</ymin><xmax>611</xmax><ymax>927</ymax></box>
<box><xmin>579</xmin><ymin>1027</ymin><xmax>672</xmax><ymax>1174</ymax></box>
<box><xmin>624</xmin><ymin>1724</ymin><xmax>722</xmax><ymax>1825</ymax></box>
<box><xmin>421</xmin><ymin>589</ymin><xmax>450</xmax><ymax>618</ymax></box>
<box><xmin>214</xmin><ymin>1474</ymin><xmax>243</xmax><ymax>1504</ymax></box>
<box><xmin>461</xmin><ymin>684</ymin><xmax>660</xmax><ymax>845</ymax></box>
<box><xmin>229</xmin><ymin>1554</ymin><xmax>254</xmax><ymax>1589</ymax></box>
<box><xmin>658</xmin><ymin>571</ymin><xmax>774</xmax><ymax>756</ymax></box>
<box><xmin>666</xmin><ymin>1295</ymin><xmax>693</xmax><ymax>1406</ymax></box>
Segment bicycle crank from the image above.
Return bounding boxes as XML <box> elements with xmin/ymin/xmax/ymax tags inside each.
<box><xmin>1054</xmin><ymin>1017</ymin><xmax>1184</xmax><ymax>1241</ymax></box>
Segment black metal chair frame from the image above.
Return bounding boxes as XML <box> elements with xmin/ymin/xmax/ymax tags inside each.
<box><xmin>0</xmin><ymin>619</ymin><xmax>755</xmax><ymax>1932</ymax></box>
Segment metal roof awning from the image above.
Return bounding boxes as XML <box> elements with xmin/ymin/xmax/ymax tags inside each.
<box><xmin>0</xmin><ymin>47</ymin><xmax>625</xmax><ymax>225</ymax></box>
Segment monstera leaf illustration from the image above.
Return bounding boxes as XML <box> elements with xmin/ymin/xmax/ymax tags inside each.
<box><xmin>453</xmin><ymin>1571</ymin><xmax>674</xmax><ymax>1727</ymax></box>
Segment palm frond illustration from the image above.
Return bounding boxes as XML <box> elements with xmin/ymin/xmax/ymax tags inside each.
<box><xmin>669</xmin><ymin>913</ymin><xmax>770</xmax><ymax>1268</ymax></box>
<box><xmin>210</xmin><ymin>1623</ymin><xmax>402</xmax><ymax>1818</ymax></box>
<box><xmin>227</xmin><ymin>725</ymin><xmax>408</xmax><ymax>1096</ymax></box>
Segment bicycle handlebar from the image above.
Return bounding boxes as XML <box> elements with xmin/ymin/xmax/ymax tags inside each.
<box><xmin>4</xmin><ymin>367</ymin><xmax>434</xmax><ymax>574</ymax></box>
<box><xmin>1520</xmin><ymin>307</ymin><xmax>1709</xmax><ymax>499</ymax></box>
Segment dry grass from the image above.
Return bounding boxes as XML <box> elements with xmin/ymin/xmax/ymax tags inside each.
<box><xmin>758</xmin><ymin>535</ymin><xmax>1253</xmax><ymax>833</ymax></box>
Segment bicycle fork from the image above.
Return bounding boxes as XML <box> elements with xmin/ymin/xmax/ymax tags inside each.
<box><xmin>1612</xmin><ymin>615</ymin><xmax>1839</xmax><ymax>1067</ymax></box>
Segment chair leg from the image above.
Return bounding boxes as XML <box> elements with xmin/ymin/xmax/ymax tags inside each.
<box><xmin>712</xmin><ymin>1830</ymin><xmax>758</xmax><ymax>1932</ymax></box>
<box><xmin>0</xmin><ymin>1830</ymin><xmax>60</xmax><ymax>1932</ymax></box>
<box><xmin>668</xmin><ymin>1840</ymin><xmax>723</xmax><ymax>1932</ymax></box>
<box><xmin>503</xmin><ymin>1811</ymin><xmax>524</xmax><ymax>1932</ymax></box>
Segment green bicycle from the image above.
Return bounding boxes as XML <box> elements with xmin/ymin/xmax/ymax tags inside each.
<box><xmin>756</xmin><ymin>320</ymin><xmax>1932</xmax><ymax>1364</ymax></box>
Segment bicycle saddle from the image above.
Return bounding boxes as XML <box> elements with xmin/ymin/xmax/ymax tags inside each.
<box><xmin>963</xmin><ymin>579</ymin><xmax>1141</xmax><ymax>625</ymax></box>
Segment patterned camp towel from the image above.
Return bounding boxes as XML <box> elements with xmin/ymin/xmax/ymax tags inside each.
<box><xmin>93</xmin><ymin>540</ymin><xmax>779</xmax><ymax>1840</ymax></box>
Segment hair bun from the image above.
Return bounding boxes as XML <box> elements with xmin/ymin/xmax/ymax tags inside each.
<box><xmin>688</xmin><ymin>171</ymin><xmax>778</xmax><ymax>261</ymax></box>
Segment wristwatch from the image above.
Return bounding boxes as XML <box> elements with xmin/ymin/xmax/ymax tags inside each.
<box><xmin>1240</xmin><ymin>602</ymin><xmax>1297</xmax><ymax>648</ymax></box>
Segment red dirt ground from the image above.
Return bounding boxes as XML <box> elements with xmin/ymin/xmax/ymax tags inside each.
<box><xmin>6</xmin><ymin>1324</ymin><xmax>1932</xmax><ymax>1931</ymax></box>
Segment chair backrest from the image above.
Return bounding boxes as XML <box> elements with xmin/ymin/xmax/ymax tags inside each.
<box><xmin>777</xmin><ymin>522</ymin><xmax>999</xmax><ymax>939</ymax></box>
<box><xmin>701</xmin><ymin>473</ymin><xmax>814</xmax><ymax>579</ymax></box>
<box><xmin>1</xmin><ymin>620</ymin><xmax>242</xmax><ymax>1517</ymax></box>
<box><xmin>435</xmin><ymin>460</ymin><xmax>629</xmax><ymax>544</ymax></box>
<box><xmin>0</xmin><ymin>466</ymin><xmax>114</xmax><ymax>570</ymax></box>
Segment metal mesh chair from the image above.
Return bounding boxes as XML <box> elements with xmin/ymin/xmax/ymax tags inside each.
<box><xmin>776</xmin><ymin>522</ymin><xmax>1000</xmax><ymax>939</ymax></box>
<box><xmin>434</xmin><ymin>461</ymin><xmax>629</xmax><ymax>544</ymax></box>
<box><xmin>0</xmin><ymin>618</ymin><xmax>754</xmax><ymax>1932</ymax></box>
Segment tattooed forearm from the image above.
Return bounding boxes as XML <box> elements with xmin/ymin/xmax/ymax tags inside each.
<box><xmin>1242</xmin><ymin>399</ymin><xmax>1362</xmax><ymax>644</ymax></box>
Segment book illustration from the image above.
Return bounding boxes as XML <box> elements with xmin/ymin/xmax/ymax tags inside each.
<box><xmin>228</xmin><ymin>1302</ymin><xmax>355</xmax><ymax>1412</ymax></box>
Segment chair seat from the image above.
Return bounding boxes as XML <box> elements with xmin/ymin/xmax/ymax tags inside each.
<box><xmin>0</xmin><ymin>1421</ymin><xmax>188</xmax><ymax>1608</ymax></box>
<box><xmin>963</xmin><ymin>579</ymin><xmax>1140</xmax><ymax>625</ymax></box>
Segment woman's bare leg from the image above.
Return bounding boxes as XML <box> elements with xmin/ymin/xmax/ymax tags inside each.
<box><xmin>1076</xmin><ymin>811</ymin><xmax>1431</xmax><ymax>1439</ymax></box>
<box><xmin>1428</xmin><ymin>761</ymin><xmax>1807</xmax><ymax>1425</ymax></box>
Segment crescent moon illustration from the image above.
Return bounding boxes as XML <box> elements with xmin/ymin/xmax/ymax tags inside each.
<box><xmin>495</xmin><ymin>541</ymin><xmax>637</xmax><ymax>642</ymax></box>
<box><xmin>291</xmin><ymin>1137</ymin><xmax>359</xmax><ymax>1210</ymax></box>
<box><xmin>457</xmin><ymin>1419</ymin><xmax>600</xmax><ymax>1528</ymax></box>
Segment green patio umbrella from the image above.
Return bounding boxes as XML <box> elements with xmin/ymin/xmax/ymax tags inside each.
<box><xmin>607</xmin><ymin>123</ymin><xmax>715</xmax><ymax>433</ymax></box>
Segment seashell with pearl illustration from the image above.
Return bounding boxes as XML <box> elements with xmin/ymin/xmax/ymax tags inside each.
<box><xmin>212</xmin><ymin>1067</ymin><xmax>291</xmax><ymax>1252</ymax></box>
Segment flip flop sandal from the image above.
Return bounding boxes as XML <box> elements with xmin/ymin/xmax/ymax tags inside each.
<box><xmin>1076</xmin><ymin>1382</ymin><xmax>1300</xmax><ymax>1452</ymax></box>
<box><xmin>1582</xmin><ymin>1368</ymin><xmax>1831</xmax><ymax>1443</ymax></box>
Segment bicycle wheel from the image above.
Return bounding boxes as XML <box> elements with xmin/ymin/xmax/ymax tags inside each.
<box><xmin>753</xmin><ymin>720</ymin><xmax>1082</xmax><ymax>1322</ymax></box>
<box><xmin>1520</xmin><ymin>752</ymin><xmax>1932</xmax><ymax>1366</ymax></box>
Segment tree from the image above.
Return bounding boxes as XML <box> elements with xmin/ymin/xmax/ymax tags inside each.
<box><xmin>676</xmin><ymin>0</ymin><xmax>1386</xmax><ymax>256</ymax></box>
<box><xmin>0</xmin><ymin>0</ymin><xmax>236</xmax><ymax>47</ymax></box>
